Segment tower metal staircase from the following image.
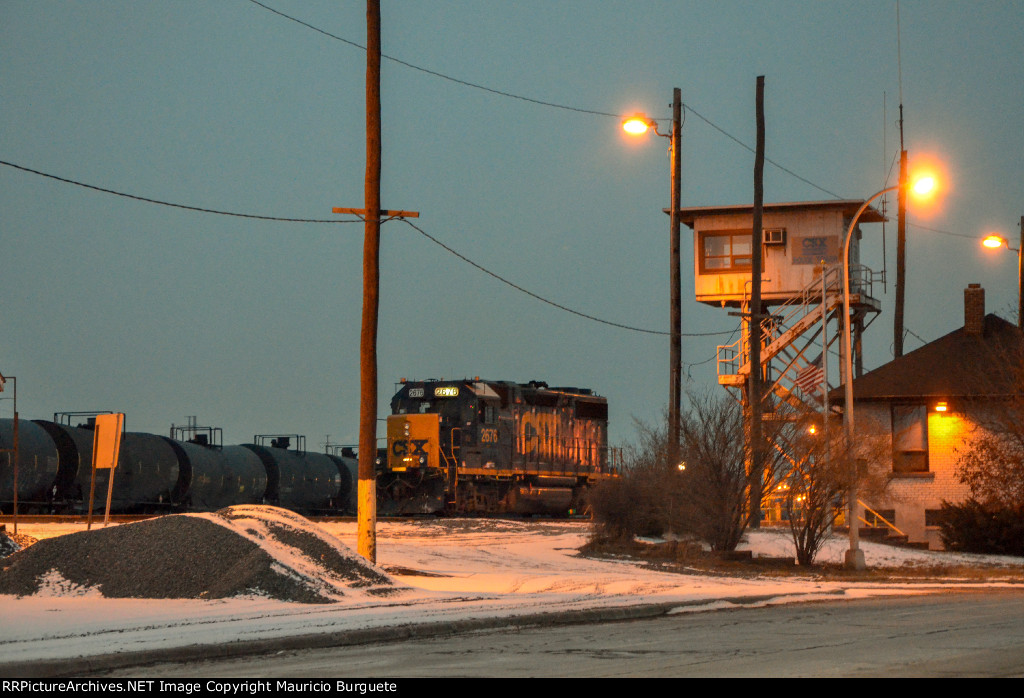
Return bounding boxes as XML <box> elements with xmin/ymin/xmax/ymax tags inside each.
<box><xmin>715</xmin><ymin>264</ymin><xmax>882</xmax><ymax>455</ymax></box>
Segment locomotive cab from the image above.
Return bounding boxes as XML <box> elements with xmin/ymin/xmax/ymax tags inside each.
<box><xmin>388</xmin><ymin>381</ymin><xmax>503</xmax><ymax>473</ymax></box>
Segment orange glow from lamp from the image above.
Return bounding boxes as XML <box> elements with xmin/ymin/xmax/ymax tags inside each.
<box><xmin>980</xmin><ymin>230</ymin><xmax>1023</xmax><ymax>330</ymax></box>
<box><xmin>906</xmin><ymin>151</ymin><xmax>949</xmax><ymax>207</ymax></box>
<box><xmin>910</xmin><ymin>174</ymin><xmax>937</xmax><ymax>198</ymax></box>
<box><xmin>622</xmin><ymin>114</ymin><xmax>653</xmax><ymax>135</ymax></box>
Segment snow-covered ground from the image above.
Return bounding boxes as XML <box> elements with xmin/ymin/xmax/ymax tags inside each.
<box><xmin>2</xmin><ymin>517</ymin><xmax>1022</xmax><ymax>669</ymax></box>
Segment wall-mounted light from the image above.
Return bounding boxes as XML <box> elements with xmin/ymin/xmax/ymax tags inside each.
<box><xmin>935</xmin><ymin>401</ymin><xmax>949</xmax><ymax>413</ymax></box>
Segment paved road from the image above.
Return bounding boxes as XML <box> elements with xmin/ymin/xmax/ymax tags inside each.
<box><xmin>100</xmin><ymin>590</ymin><xmax>1024</xmax><ymax>678</ymax></box>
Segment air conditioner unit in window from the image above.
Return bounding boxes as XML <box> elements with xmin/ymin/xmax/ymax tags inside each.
<box><xmin>763</xmin><ymin>227</ymin><xmax>786</xmax><ymax>245</ymax></box>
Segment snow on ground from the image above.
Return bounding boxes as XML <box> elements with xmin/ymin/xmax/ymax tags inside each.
<box><xmin>2</xmin><ymin>517</ymin><xmax>1022</xmax><ymax>668</ymax></box>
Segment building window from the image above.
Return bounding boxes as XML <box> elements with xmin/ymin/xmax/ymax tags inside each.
<box><xmin>700</xmin><ymin>230</ymin><xmax>754</xmax><ymax>273</ymax></box>
<box><xmin>892</xmin><ymin>404</ymin><xmax>929</xmax><ymax>473</ymax></box>
<box><xmin>925</xmin><ymin>509</ymin><xmax>944</xmax><ymax>527</ymax></box>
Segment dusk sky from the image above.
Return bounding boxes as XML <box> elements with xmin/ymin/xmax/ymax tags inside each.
<box><xmin>2</xmin><ymin>1</ymin><xmax>1022</xmax><ymax>446</ymax></box>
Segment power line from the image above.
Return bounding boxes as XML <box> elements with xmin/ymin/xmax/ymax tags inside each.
<box><xmin>247</xmin><ymin>0</ymin><xmax>617</xmax><ymax>118</ymax></box>
<box><xmin>0</xmin><ymin>160</ymin><xmax>360</xmax><ymax>224</ymax></box>
<box><xmin>903</xmin><ymin>326</ymin><xmax>929</xmax><ymax>348</ymax></box>
<box><xmin>247</xmin><ymin>0</ymin><xmax>847</xmax><ymax>200</ymax></box>
<box><xmin>908</xmin><ymin>220</ymin><xmax>982</xmax><ymax>241</ymax></box>
<box><xmin>398</xmin><ymin>218</ymin><xmax>738</xmax><ymax>338</ymax></box>
<box><xmin>2</xmin><ymin>158</ymin><xmax>742</xmax><ymax>338</ymax></box>
<box><xmin>683</xmin><ymin>323</ymin><xmax>742</xmax><ymax>373</ymax></box>
<box><xmin>681</xmin><ymin>105</ymin><xmax>845</xmax><ymax>200</ymax></box>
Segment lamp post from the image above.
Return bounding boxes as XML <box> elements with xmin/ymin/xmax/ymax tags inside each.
<box><xmin>842</xmin><ymin>175</ymin><xmax>936</xmax><ymax>570</ymax></box>
<box><xmin>981</xmin><ymin>217</ymin><xmax>1024</xmax><ymax>328</ymax></box>
<box><xmin>622</xmin><ymin>88</ymin><xmax>682</xmax><ymax>456</ymax></box>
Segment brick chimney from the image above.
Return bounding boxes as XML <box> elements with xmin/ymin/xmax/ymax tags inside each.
<box><xmin>964</xmin><ymin>283</ymin><xmax>985</xmax><ymax>336</ymax></box>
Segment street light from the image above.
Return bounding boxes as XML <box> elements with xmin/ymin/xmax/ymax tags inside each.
<box><xmin>622</xmin><ymin>89</ymin><xmax>682</xmax><ymax>455</ymax></box>
<box><xmin>981</xmin><ymin>222</ymin><xmax>1024</xmax><ymax>328</ymax></box>
<box><xmin>841</xmin><ymin>174</ymin><xmax>937</xmax><ymax>570</ymax></box>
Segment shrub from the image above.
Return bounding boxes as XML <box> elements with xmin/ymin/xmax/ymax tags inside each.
<box><xmin>588</xmin><ymin>466</ymin><xmax>668</xmax><ymax>541</ymax></box>
<box><xmin>590</xmin><ymin>391</ymin><xmax>770</xmax><ymax>550</ymax></box>
<box><xmin>589</xmin><ymin>418</ymin><xmax>689</xmax><ymax>542</ymax></box>
<box><xmin>937</xmin><ymin>499</ymin><xmax>1024</xmax><ymax>556</ymax></box>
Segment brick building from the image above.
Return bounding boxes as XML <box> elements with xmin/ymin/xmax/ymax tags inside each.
<box><xmin>842</xmin><ymin>284</ymin><xmax>1023</xmax><ymax>549</ymax></box>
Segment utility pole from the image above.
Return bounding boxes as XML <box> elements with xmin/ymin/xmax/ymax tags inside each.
<box><xmin>894</xmin><ymin>1</ymin><xmax>908</xmax><ymax>358</ymax></box>
<box><xmin>622</xmin><ymin>93</ymin><xmax>681</xmax><ymax>457</ymax></box>
<box><xmin>894</xmin><ymin>137</ymin><xmax>908</xmax><ymax>358</ymax></box>
<box><xmin>1019</xmin><ymin>215</ymin><xmax>1023</xmax><ymax>328</ymax></box>
<box><xmin>748</xmin><ymin>76</ymin><xmax>766</xmax><ymax>528</ymax></box>
<box><xmin>333</xmin><ymin>1</ymin><xmax>419</xmax><ymax>564</ymax></box>
<box><xmin>358</xmin><ymin>0</ymin><xmax>382</xmax><ymax>564</ymax></box>
<box><xmin>0</xmin><ymin>375</ymin><xmax>17</xmax><ymax>535</ymax></box>
<box><xmin>668</xmin><ymin>88</ymin><xmax>682</xmax><ymax>459</ymax></box>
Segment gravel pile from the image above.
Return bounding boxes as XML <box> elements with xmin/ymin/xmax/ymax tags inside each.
<box><xmin>0</xmin><ymin>505</ymin><xmax>398</xmax><ymax>603</ymax></box>
<box><xmin>0</xmin><ymin>525</ymin><xmax>36</xmax><ymax>559</ymax></box>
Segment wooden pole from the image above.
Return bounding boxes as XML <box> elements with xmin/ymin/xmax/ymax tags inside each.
<box><xmin>748</xmin><ymin>76</ymin><xmax>766</xmax><ymax>528</ymax></box>
<box><xmin>668</xmin><ymin>88</ymin><xmax>682</xmax><ymax>458</ymax></box>
<box><xmin>894</xmin><ymin>144</ymin><xmax>908</xmax><ymax>357</ymax></box>
<box><xmin>1018</xmin><ymin>215</ymin><xmax>1023</xmax><ymax>328</ymax></box>
<box><xmin>357</xmin><ymin>0</ymin><xmax>381</xmax><ymax>564</ymax></box>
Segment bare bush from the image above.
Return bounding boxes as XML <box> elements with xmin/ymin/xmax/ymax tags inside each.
<box><xmin>591</xmin><ymin>391</ymin><xmax>788</xmax><ymax>552</ymax></box>
<box><xmin>676</xmin><ymin>391</ymin><xmax>759</xmax><ymax>551</ymax></box>
<box><xmin>589</xmin><ymin>419</ymin><xmax>682</xmax><ymax>542</ymax></box>
<box><xmin>779</xmin><ymin>418</ymin><xmax>891</xmax><ymax>565</ymax></box>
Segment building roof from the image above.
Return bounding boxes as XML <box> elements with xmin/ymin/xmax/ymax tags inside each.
<box><xmin>673</xmin><ymin>200</ymin><xmax>887</xmax><ymax>228</ymax></box>
<box><xmin>836</xmin><ymin>314</ymin><xmax>1024</xmax><ymax>402</ymax></box>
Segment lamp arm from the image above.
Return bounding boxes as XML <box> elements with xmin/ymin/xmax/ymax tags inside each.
<box><xmin>842</xmin><ymin>184</ymin><xmax>898</xmax><ymax>441</ymax></box>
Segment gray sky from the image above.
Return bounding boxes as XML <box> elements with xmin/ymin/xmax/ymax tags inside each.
<box><xmin>2</xmin><ymin>1</ymin><xmax>1022</xmax><ymax>446</ymax></box>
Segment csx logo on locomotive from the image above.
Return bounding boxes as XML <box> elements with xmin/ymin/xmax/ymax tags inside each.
<box><xmin>391</xmin><ymin>439</ymin><xmax>428</xmax><ymax>457</ymax></box>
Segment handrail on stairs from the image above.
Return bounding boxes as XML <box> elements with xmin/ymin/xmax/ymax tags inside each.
<box><xmin>717</xmin><ymin>265</ymin><xmax>843</xmax><ymax>378</ymax></box>
<box><xmin>715</xmin><ymin>262</ymin><xmax>881</xmax><ymax>382</ymax></box>
<box><xmin>857</xmin><ymin>500</ymin><xmax>906</xmax><ymax>537</ymax></box>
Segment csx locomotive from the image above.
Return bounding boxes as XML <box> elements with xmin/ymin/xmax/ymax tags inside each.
<box><xmin>379</xmin><ymin>379</ymin><xmax>618</xmax><ymax>515</ymax></box>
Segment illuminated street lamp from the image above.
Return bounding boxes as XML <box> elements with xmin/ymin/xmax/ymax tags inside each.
<box><xmin>841</xmin><ymin>174</ymin><xmax>938</xmax><ymax>570</ymax></box>
<box><xmin>981</xmin><ymin>220</ymin><xmax>1024</xmax><ymax>328</ymax></box>
<box><xmin>622</xmin><ymin>89</ymin><xmax>682</xmax><ymax>454</ymax></box>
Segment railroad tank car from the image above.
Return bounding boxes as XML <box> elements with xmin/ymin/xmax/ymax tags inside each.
<box><xmin>1</xmin><ymin>420</ymin><xmax>184</xmax><ymax>513</ymax></box>
<box><xmin>240</xmin><ymin>440</ymin><xmax>350</xmax><ymax>513</ymax></box>
<box><xmin>162</xmin><ymin>438</ymin><xmax>267</xmax><ymax>511</ymax></box>
<box><xmin>379</xmin><ymin>379</ymin><xmax>618</xmax><ymax>515</ymax></box>
<box><xmin>103</xmin><ymin>430</ymin><xmax>181</xmax><ymax>511</ymax></box>
<box><xmin>32</xmin><ymin>420</ymin><xmax>94</xmax><ymax>511</ymax></box>
<box><xmin>0</xmin><ymin>419</ymin><xmax>64</xmax><ymax>510</ymax></box>
<box><xmin>0</xmin><ymin>418</ymin><xmax>354</xmax><ymax>515</ymax></box>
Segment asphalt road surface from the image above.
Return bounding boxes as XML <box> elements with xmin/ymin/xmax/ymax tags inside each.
<box><xmin>100</xmin><ymin>590</ymin><xmax>1024</xmax><ymax>678</ymax></box>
